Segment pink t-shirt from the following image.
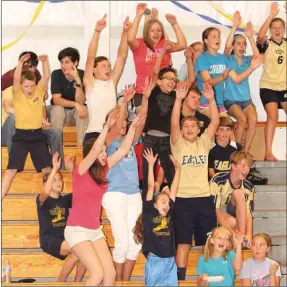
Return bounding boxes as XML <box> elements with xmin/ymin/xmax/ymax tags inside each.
<box><xmin>132</xmin><ymin>38</ymin><xmax>172</xmax><ymax>94</ymax></box>
<box><xmin>67</xmin><ymin>165</ymin><xmax>107</xmax><ymax>229</ymax></box>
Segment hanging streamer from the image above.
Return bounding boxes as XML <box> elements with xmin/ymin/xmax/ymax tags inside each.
<box><xmin>2</xmin><ymin>1</ymin><xmax>46</xmax><ymax>51</ymax></box>
<box><xmin>170</xmin><ymin>0</ymin><xmax>245</xmax><ymax>32</ymax></box>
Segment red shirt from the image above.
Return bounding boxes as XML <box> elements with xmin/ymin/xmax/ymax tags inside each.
<box><xmin>67</xmin><ymin>165</ymin><xmax>108</xmax><ymax>229</ymax></box>
<box><xmin>131</xmin><ymin>38</ymin><xmax>171</xmax><ymax>94</ymax></box>
<box><xmin>1</xmin><ymin>69</ymin><xmax>42</xmax><ymax>91</ymax></box>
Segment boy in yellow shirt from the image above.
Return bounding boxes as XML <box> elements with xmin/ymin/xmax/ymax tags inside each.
<box><xmin>2</xmin><ymin>53</ymin><xmax>52</xmax><ymax>199</ymax></box>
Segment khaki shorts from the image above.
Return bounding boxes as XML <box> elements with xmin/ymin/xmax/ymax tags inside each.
<box><xmin>64</xmin><ymin>225</ymin><xmax>106</xmax><ymax>248</ymax></box>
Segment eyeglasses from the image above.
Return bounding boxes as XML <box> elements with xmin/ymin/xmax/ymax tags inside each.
<box><xmin>161</xmin><ymin>76</ymin><xmax>177</xmax><ymax>83</ymax></box>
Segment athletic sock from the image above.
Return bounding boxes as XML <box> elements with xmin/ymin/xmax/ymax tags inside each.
<box><xmin>177</xmin><ymin>267</ymin><xmax>187</xmax><ymax>280</ymax></box>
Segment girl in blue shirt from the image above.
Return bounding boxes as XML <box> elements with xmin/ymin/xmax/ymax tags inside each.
<box><xmin>196</xmin><ymin>226</ymin><xmax>243</xmax><ymax>286</ymax></box>
<box><xmin>102</xmin><ymin>85</ymin><xmax>146</xmax><ymax>281</ymax></box>
<box><xmin>223</xmin><ymin>12</ymin><xmax>264</xmax><ymax>152</ymax></box>
<box><xmin>196</xmin><ymin>27</ymin><xmax>231</xmax><ymax>117</ymax></box>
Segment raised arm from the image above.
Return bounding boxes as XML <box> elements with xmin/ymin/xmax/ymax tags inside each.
<box><xmin>111</xmin><ymin>17</ymin><xmax>131</xmax><ymax>87</ymax></box>
<box><xmin>165</xmin><ymin>14</ymin><xmax>187</xmax><ymax>52</ymax></box>
<box><xmin>224</xmin><ymin>11</ymin><xmax>241</xmax><ymax>56</ymax></box>
<box><xmin>78</xmin><ymin>109</ymin><xmax>119</xmax><ymax>175</ymax></box>
<box><xmin>127</xmin><ymin>3</ymin><xmax>147</xmax><ymax>50</ymax></box>
<box><xmin>13</xmin><ymin>54</ymin><xmax>31</xmax><ymax>93</ymax></box>
<box><xmin>38</xmin><ymin>55</ymin><xmax>50</xmax><ymax>89</ymax></box>
<box><xmin>184</xmin><ymin>47</ymin><xmax>196</xmax><ymax>87</ymax></box>
<box><xmin>203</xmin><ymin>83</ymin><xmax>219</xmax><ymax>141</ymax></box>
<box><xmin>143</xmin><ymin>148</ymin><xmax>158</xmax><ymax>201</ymax></box>
<box><xmin>244</xmin><ymin>22</ymin><xmax>260</xmax><ymax>56</ymax></box>
<box><xmin>39</xmin><ymin>152</ymin><xmax>61</xmax><ymax>205</ymax></box>
<box><xmin>171</xmin><ymin>81</ymin><xmax>188</xmax><ymax>145</ymax></box>
<box><xmin>107</xmin><ymin>111</ymin><xmax>146</xmax><ymax>169</ymax></box>
<box><xmin>228</xmin><ymin>54</ymin><xmax>264</xmax><ymax>84</ymax></box>
<box><xmin>83</xmin><ymin>14</ymin><xmax>107</xmax><ymax>90</ymax></box>
<box><xmin>257</xmin><ymin>2</ymin><xmax>279</xmax><ymax>45</ymax></box>
<box><xmin>169</xmin><ymin>156</ymin><xmax>181</xmax><ymax>201</ymax></box>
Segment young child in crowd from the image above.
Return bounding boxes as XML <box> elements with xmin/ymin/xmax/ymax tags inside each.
<box><xmin>134</xmin><ymin>148</ymin><xmax>181</xmax><ymax>286</ymax></box>
<box><xmin>224</xmin><ymin>12</ymin><xmax>263</xmax><ymax>152</ymax></box>
<box><xmin>36</xmin><ymin>152</ymin><xmax>86</xmax><ymax>282</ymax></box>
<box><xmin>128</xmin><ymin>2</ymin><xmax>187</xmax><ymax>110</ymax></box>
<box><xmin>2</xmin><ymin>54</ymin><xmax>52</xmax><ymax>199</ymax></box>
<box><xmin>210</xmin><ymin>151</ymin><xmax>255</xmax><ymax>247</ymax></box>
<box><xmin>196</xmin><ymin>27</ymin><xmax>231</xmax><ymax>117</ymax></box>
<box><xmin>208</xmin><ymin>117</ymin><xmax>242</xmax><ymax>179</ymax></box>
<box><xmin>239</xmin><ymin>233</ymin><xmax>282</xmax><ymax>286</ymax></box>
<box><xmin>197</xmin><ymin>226</ymin><xmax>243</xmax><ymax>286</ymax></box>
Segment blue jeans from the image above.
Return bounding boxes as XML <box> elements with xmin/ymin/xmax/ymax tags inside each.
<box><xmin>1</xmin><ymin>114</ymin><xmax>64</xmax><ymax>169</ymax></box>
<box><xmin>144</xmin><ymin>254</ymin><xmax>178</xmax><ymax>286</ymax></box>
<box><xmin>142</xmin><ymin>134</ymin><xmax>175</xmax><ymax>201</ymax></box>
<box><xmin>224</xmin><ymin>99</ymin><xmax>254</xmax><ymax>111</ymax></box>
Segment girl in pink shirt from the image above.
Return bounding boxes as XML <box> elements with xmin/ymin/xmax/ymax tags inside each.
<box><xmin>127</xmin><ymin>2</ymin><xmax>187</xmax><ymax>110</ymax></box>
<box><xmin>64</xmin><ymin>110</ymin><xmax>146</xmax><ymax>286</ymax></box>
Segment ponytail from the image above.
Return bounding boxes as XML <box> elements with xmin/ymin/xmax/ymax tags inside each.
<box><xmin>133</xmin><ymin>213</ymin><xmax>144</xmax><ymax>245</ymax></box>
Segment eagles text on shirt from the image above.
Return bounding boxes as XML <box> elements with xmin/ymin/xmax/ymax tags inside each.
<box><xmin>182</xmin><ymin>154</ymin><xmax>207</xmax><ymax>166</ymax></box>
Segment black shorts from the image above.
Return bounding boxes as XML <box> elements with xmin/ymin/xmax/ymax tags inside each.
<box><xmin>41</xmin><ymin>235</ymin><xmax>67</xmax><ymax>261</ymax></box>
<box><xmin>7</xmin><ymin>129</ymin><xmax>52</xmax><ymax>172</ymax></box>
<box><xmin>174</xmin><ymin>196</ymin><xmax>217</xmax><ymax>246</ymax></box>
<box><xmin>260</xmin><ymin>88</ymin><xmax>287</xmax><ymax>108</ymax></box>
<box><xmin>133</xmin><ymin>93</ymin><xmax>143</xmax><ymax>108</ymax></box>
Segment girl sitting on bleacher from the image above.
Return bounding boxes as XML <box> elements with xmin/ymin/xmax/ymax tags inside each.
<box><xmin>64</xmin><ymin>110</ymin><xmax>146</xmax><ymax>286</ymax></box>
<box><xmin>133</xmin><ymin>148</ymin><xmax>181</xmax><ymax>286</ymax></box>
<box><xmin>36</xmin><ymin>152</ymin><xmax>86</xmax><ymax>282</ymax></box>
<box><xmin>196</xmin><ymin>227</ymin><xmax>243</xmax><ymax>286</ymax></box>
<box><xmin>239</xmin><ymin>233</ymin><xmax>282</xmax><ymax>286</ymax></box>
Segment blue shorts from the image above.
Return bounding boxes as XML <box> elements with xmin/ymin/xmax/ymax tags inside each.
<box><xmin>144</xmin><ymin>254</ymin><xmax>178</xmax><ymax>286</ymax></box>
<box><xmin>224</xmin><ymin>99</ymin><xmax>254</xmax><ymax>111</ymax></box>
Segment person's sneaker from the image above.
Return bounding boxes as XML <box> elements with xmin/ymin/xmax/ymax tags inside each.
<box><xmin>247</xmin><ymin>164</ymin><xmax>268</xmax><ymax>185</ymax></box>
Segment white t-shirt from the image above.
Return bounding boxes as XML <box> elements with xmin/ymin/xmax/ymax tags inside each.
<box><xmin>238</xmin><ymin>257</ymin><xmax>282</xmax><ymax>286</ymax></box>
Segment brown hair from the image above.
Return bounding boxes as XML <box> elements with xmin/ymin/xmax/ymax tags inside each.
<box><xmin>186</xmin><ymin>84</ymin><xmax>202</xmax><ymax>97</ymax></box>
<box><xmin>180</xmin><ymin>115</ymin><xmax>200</xmax><ymax>129</ymax></box>
<box><xmin>190</xmin><ymin>41</ymin><xmax>203</xmax><ymax>49</ymax></box>
<box><xmin>204</xmin><ymin>227</ymin><xmax>233</xmax><ymax>261</ymax></box>
<box><xmin>20</xmin><ymin>70</ymin><xmax>36</xmax><ymax>84</ymax></box>
<box><xmin>94</xmin><ymin>56</ymin><xmax>109</xmax><ymax>68</ymax></box>
<box><xmin>133</xmin><ymin>213</ymin><xmax>144</xmax><ymax>245</ymax></box>
<box><xmin>83</xmin><ymin>138</ymin><xmax>108</xmax><ymax>185</ymax></box>
<box><xmin>270</xmin><ymin>17</ymin><xmax>285</xmax><ymax>29</ymax></box>
<box><xmin>202</xmin><ymin>27</ymin><xmax>220</xmax><ymax>51</ymax></box>
<box><xmin>219</xmin><ymin>117</ymin><xmax>234</xmax><ymax>130</ymax></box>
<box><xmin>143</xmin><ymin>19</ymin><xmax>165</xmax><ymax>51</ymax></box>
<box><xmin>253</xmin><ymin>233</ymin><xmax>272</xmax><ymax>247</ymax></box>
<box><xmin>230</xmin><ymin>151</ymin><xmax>253</xmax><ymax>167</ymax></box>
<box><xmin>42</xmin><ymin>171</ymin><xmax>63</xmax><ymax>190</ymax></box>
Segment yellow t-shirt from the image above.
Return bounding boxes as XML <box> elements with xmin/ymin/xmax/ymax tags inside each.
<box><xmin>170</xmin><ymin>131</ymin><xmax>213</xmax><ymax>198</ymax></box>
<box><xmin>260</xmin><ymin>39</ymin><xmax>287</xmax><ymax>91</ymax></box>
<box><xmin>2</xmin><ymin>86</ymin><xmax>13</xmax><ymax>126</ymax></box>
<box><xmin>13</xmin><ymin>82</ymin><xmax>46</xmax><ymax>129</ymax></box>
<box><xmin>210</xmin><ymin>171</ymin><xmax>254</xmax><ymax>213</ymax></box>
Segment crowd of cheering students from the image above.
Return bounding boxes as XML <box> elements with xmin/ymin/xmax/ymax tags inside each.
<box><xmin>1</xmin><ymin>1</ymin><xmax>286</xmax><ymax>286</ymax></box>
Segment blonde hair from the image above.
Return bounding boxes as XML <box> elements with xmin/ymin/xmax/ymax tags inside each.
<box><xmin>230</xmin><ymin>151</ymin><xmax>253</xmax><ymax>167</ymax></box>
<box><xmin>143</xmin><ymin>19</ymin><xmax>165</xmax><ymax>51</ymax></box>
<box><xmin>204</xmin><ymin>227</ymin><xmax>233</xmax><ymax>262</ymax></box>
<box><xmin>253</xmin><ymin>233</ymin><xmax>272</xmax><ymax>248</ymax></box>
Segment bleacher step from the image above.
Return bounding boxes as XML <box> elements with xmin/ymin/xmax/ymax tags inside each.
<box><xmin>254</xmin><ymin>218</ymin><xmax>286</xmax><ymax>236</ymax></box>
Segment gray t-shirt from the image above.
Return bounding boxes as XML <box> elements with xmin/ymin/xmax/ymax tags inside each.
<box><xmin>238</xmin><ymin>257</ymin><xmax>282</xmax><ymax>286</ymax></box>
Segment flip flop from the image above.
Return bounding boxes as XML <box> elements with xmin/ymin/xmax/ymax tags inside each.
<box><xmin>264</xmin><ymin>156</ymin><xmax>278</xmax><ymax>161</ymax></box>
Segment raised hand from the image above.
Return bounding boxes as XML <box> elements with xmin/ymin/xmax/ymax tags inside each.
<box><xmin>136</xmin><ymin>3</ymin><xmax>147</xmax><ymax>16</ymax></box>
<box><xmin>105</xmin><ymin>109</ymin><xmax>120</xmax><ymax>129</ymax></box>
<box><xmin>176</xmin><ymin>81</ymin><xmax>188</xmax><ymax>100</ymax></box>
<box><xmin>270</xmin><ymin>2</ymin><xmax>279</xmax><ymax>18</ymax></box>
<box><xmin>202</xmin><ymin>82</ymin><xmax>215</xmax><ymax>101</ymax></box>
<box><xmin>130</xmin><ymin>110</ymin><xmax>147</xmax><ymax>129</ymax></box>
<box><xmin>165</xmin><ymin>14</ymin><xmax>177</xmax><ymax>25</ymax></box>
<box><xmin>143</xmin><ymin>148</ymin><xmax>158</xmax><ymax>166</ymax></box>
<box><xmin>270</xmin><ymin>263</ymin><xmax>280</xmax><ymax>275</ymax></box>
<box><xmin>52</xmin><ymin>152</ymin><xmax>61</xmax><ymax>171</ymax></box>
<box><xmin>122</xmin><ymin>84</ymin><xmax>136</xmax><ymax>103</ymax></box>
<box><xmin>184</xmin><ymin>47</ymin><xmax>194</xmax><ymax>60</ymax></box>
<box><xmin>95</xmin><ymin>14</ymin><xmax>107</xmax><ymax>32</ymax></box>
<box><xmin>19</xmin><ymin>53</ymin><xmax>31</xmax><ymax>63</ymax></box>
<box><xmin>38</xmin><ymin>55</ymin><xmax>48</xmax><ymax>62</ymax></box>
<box><xmin>250</xmin><ymin>54</ymin><xmax>264</xmax><ymax>69</ymax></box>
<box><xmin>244</xmin><ymin>21</ymin><xmax>254</xmax><ymax>38</ymax></box>
<box><xmin>169</xmin><ymin>155</ymin><xmax>180</xmax><ymax>170</ymax></box>
<box><xmin>142</xmin><ymin>76</ymin><xmax>154</xmax><ymax>99</ymax></box>
<box><xmin>123</xmin><ymin>16</ymin><xmax>132</xmax><ymax>32</ymax></box>
<box><xmin>233</xmin><ymin>11</ymin><xmax>241</xmax><ymax>27</ymax></box>
<box><xmin>151</xmin><ymin>8</ymin><xmax>159</xmax><ymax>19</ymax></box>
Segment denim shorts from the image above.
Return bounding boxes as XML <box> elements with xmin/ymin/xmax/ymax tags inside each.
<box><xmin>224</xmin><ymin>99</ymin><xmax>254</xmax><ymax>111</ymax></box>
